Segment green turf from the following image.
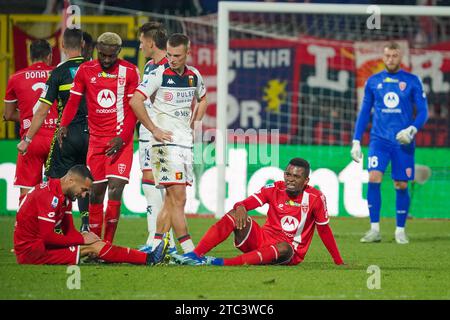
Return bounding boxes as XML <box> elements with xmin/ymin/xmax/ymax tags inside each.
<box><xmin>1</xmin><ymin>215</ymin><xmax>450</xmax><ymax>299</ymax></box>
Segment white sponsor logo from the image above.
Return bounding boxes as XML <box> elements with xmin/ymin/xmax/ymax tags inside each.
<box><xmin>280</xmin><ymin>216</ymin><xmax>299</xmax><ymax>232</ymax></box>
<box><xmin>23</xmin><ymin>119</ymin><xmax>31</xmax><ymax>129</ymax></box>
<box><xmin>167</xmin><ymin>78</ymin><xmax>175</xmax><ymax>85</ymax></box>
<box><xmin>164</xmin><ymin>92</ymin><xmax>173</xmax><ymax>101</ymax></box>
<box><xmin>383</xmin><ymin>92</ymin><xmax>399</xmax><ymax>109</ymax></box>
<box><xmin>25</xmin><ymin>71</ymin><xmax>48</xmax><ymax>79</ymax></box>
<box><xmin>90</xmin><ymin>77</ymin><xmax>96</xmax><ymax>83</ymax></box>
<box><xmin>48</xmin><ymin>212</ymin><xmax>55</xmax><ymax>218</ymax></box>
<box><xmin>97</xmin><ymin>89</ymin><xmax>116</xmax><ymax>108</ymax></box>
<box><xmin>96</xmin><ymin>108</ymin><xmax>117</xmax><ymax>114</ymax></box>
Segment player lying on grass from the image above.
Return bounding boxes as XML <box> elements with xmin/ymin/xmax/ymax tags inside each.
<box><xmin>13</xmin><ymin>164</ymin><xmax>169</xmax><ymax>265</ymax></box>
<box><xmin>172</xmin><ymin>158</ymin><xmax>344</xmax><ymax>266</ymax></box>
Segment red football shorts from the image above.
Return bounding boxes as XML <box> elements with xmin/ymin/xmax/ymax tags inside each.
<box><xmin>87</xmin><ymin>136</ymin><xmax>133</xmax><ymax>183</ymax></box>
<box><xmin>14</xmin><ymin>131</ymin><xmax>53</xmax><ymax>188</ymax></box>
<box><xmin>15</xmin><ymin>241</ymin><xmax>80</xmax><ymax>265</ymax></box>
<box><xmin>234</xmin><ymin>219</ymin><xmax>301</xmax><ymax>265</ymax></box>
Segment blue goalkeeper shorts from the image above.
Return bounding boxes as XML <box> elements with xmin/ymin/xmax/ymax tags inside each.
<box><xmin>367</xmin><ymin>138</ymin><xmax>415</xmax><ymax>181</ymax></box>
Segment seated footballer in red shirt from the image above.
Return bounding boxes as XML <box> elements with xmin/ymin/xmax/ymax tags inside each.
<box><xmin>14</xmin><ymin>164</ymin><xmax>169</xmax><ymax>265</ymax></box>
<box><xmin>172</xmin><ymin>158</ymin><xmax>345</xmax><ymax>266</ymax></box>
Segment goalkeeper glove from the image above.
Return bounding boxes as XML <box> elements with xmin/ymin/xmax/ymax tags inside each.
<box><xmin>350</xmin><ymin>140</ymin><xmax>362</xmax><ymax>163</ymax></box>
<box><xmin>396</xmin><ymin>125</ymin><xmax>418</xmax><ymax>145</ymax></box>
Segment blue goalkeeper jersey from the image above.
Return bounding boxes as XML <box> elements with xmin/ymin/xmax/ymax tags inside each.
<box><xmin>353</xmin><ymin>69</ymin><xmax>428</xmax><ymax>144</ymax></box>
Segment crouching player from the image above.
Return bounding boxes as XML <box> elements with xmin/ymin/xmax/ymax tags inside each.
<box><xmin>173</xmin><ymin>158</ymin><xmax>344</xmax><ymax>266</ymax></box>
<box><xmin>14</xmin><ymin>164</ymin><xmax>169</xmax><ymax>265</ymax></box>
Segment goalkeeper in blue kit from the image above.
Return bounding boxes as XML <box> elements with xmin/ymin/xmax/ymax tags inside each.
<box><xmin>351</xmin><ymin>42</ymin><xmax>428</xmax><ymax>244</ymax></box>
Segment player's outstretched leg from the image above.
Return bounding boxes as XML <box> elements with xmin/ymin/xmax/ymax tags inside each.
<box><xmin>81</xmin><ymin>233</ymin><xmax>169</xmax><ymax>265</ymax></box>
<box><xmin>208</xmin><ymin>242</ymin><xmax>292</xmax><ymax>266</ymax></box>
<box><xmin>170</xmin><ymin>212</ymin><xmax>236</xmax><ymax>265</ymax></box>
<box><xmin>194</xmin><ymin>212</ymin><xmax>236</xmax><ymax>256</ymax></box>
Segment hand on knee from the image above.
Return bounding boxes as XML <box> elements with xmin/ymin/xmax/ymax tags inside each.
<box><xmin>81</xmin><ymin>241</ymin><xmax>106</xmax><ymax>257</ymax></box>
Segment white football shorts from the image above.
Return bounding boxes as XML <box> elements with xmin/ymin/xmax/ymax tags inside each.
<box><xmin>151</xmin><ymin>144</ymin><xmax>193</xmax><ymax>188</ymax></box>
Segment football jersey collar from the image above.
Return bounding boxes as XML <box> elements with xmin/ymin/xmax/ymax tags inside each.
<box><xmin>282</xmin><ymin>181</ymin><xmax>308</xmax><ymax>202</ymax></box>
<box><xmin>30</xmin><ymin>61</ymin><xmax>51</xmax><ymax>69</ymax></box>
<box><xmin>48</xmin><ymin>178</ymin><xmax>64</xmax><ymax>199</ymax></box>
<box><xmin>171</xmin><ymin>65</ymin><xmax>189</xmax><ymax>77</ymax></box>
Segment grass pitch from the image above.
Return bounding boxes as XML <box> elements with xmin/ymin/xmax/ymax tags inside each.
<box><xmin>1</xmin><ymin>215</ymin><xmax>449</xmax><ymax>300</ymax></box>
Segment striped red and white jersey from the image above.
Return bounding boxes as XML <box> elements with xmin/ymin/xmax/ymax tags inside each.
<box><xmin>68</xmin><ymin>59</ymin><xmax>140</xmax><ymax>138</ymax></box>
<box><xmin>251</xmin><ymin>181</ymin><xmax>330</xmax><ymax>257</ymax></box>
<box><xmin>135</xmin><ymin>63</ymin><xmax>206</xmax><ymax>147</ymax></box>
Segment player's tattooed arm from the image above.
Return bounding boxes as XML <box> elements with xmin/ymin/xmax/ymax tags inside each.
<box><xmin>57</xmin><ymin>126</ymin><xmax>68</xmax><ymax>148</ymax></box>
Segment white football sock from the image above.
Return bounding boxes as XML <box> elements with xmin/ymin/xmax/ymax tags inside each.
<box><xmin>180</xmin><ymin>238</ymin><xmax>195</xmax><ymax>253</ymax></box>
<box><xmin>371</xmin><ymin>223</ymin><xmax>380</xmax><ymax>232</ymax></box>
<box><xmin>168</xmin><ymin>229</ymin><xmax>176</xmax><ymax>249</ymax></box>
<box><xmin>143</xmin><ymin>183</ymin><xmax>164</xmax><ymax>245</ymax></box>
<box><xmin>395</xmin><ymin>227</ymin><xmax>405</xmax><ymax>234</ymax></box>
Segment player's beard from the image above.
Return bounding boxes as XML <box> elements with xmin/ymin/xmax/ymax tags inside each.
<box><xmin>101</xmin><ymin>62</ymin><xmax>113</xmax><ymax>70</ymax></box>
<box><xmin>66</xmin><ymin>190</ymin><xmax>77</xmax><ymax>202</ymax></box>
<box><xmin>286</xmin><ymin>189</ymin><xmax>301</xmax><ymax>198</ymax></box>
<box><xmin>385</xmin><ymin>63</ymin><xmax>400</xmax><ymax>73</ymax></box>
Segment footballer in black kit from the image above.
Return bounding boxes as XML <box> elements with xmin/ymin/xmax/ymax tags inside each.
<box><xmin>38</xmin><ymin>28</ymin><xmax>92</xmax><ymax>232</ymax></box>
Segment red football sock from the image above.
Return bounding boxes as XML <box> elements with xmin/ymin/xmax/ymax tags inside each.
<box><xmin>104</xmin><ymin>200</ymin><xmax>121</xmax><ymax>243</ymax></box>
<box><xmin>98</xmin><ymin>242</ymin><xmax>147</xmax><ymax>264</ymax></box>
<box><xmin>89</xmin><ymin>203</ymin><xmax>104</xmax><ymax>238</ymax></box>
<box><xmin>194</xmin><ymin>213</ymin><xmax>236</xmax><ymax>256</ymax></box>
<box><xmin>224</xmin><ymin>245</ymin><xmax>280</xmax><ymax>266</ymax></box>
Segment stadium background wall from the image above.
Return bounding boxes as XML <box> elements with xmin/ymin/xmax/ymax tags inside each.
<box><xmin>0</xmin><ymin>14</ymin><xmax>144</xmax><ymax>139</ymax></box>
<box><xmin>0</xmin><ymin>140</ymin><xmax>448</xmax><ymax>219</ymax></box>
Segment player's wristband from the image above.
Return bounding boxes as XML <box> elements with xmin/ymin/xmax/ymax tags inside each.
<box><xmin>23</xmin><ymin>136</ymin><xmax>32</xmax><ymax>143</ymax></box>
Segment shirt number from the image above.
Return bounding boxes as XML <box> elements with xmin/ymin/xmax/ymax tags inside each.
<box><xmin>368</xmin><ymin>156</ymin><xmax>379</xmax><ymax>169</ymax></box>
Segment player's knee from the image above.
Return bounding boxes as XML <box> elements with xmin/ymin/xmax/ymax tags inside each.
<box><xmin>90</xmin><ymin>183</ymin><xmax>107</xmax><ymax>203</ymax></box>
<box><xmin>276</xmin><ymin>242</ymin><xmax>293</xmax><ymax>261</ymax></box>
<box><xmin>394</xmin><ymin>181</ymin><xmax>408</xmax><ymax>190</ymax></box>
<box><xmin>142</xmin><ymin>170</ymin><xmax>154</xmax><ymax>181</ymax></box>
<box><xmin>81</xmin><ymin>241</ymin><xmax>106</xmax><ymax>256</ymax></box>
<box><xmin>107</xmin><ymin>180</ymin><xmax>126</xmax><ymax>199</ymax></box>
<box><xmin>369</xmin><ymin>171</ymin><xmax>383</xmax><ymax>183</ymax></box>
